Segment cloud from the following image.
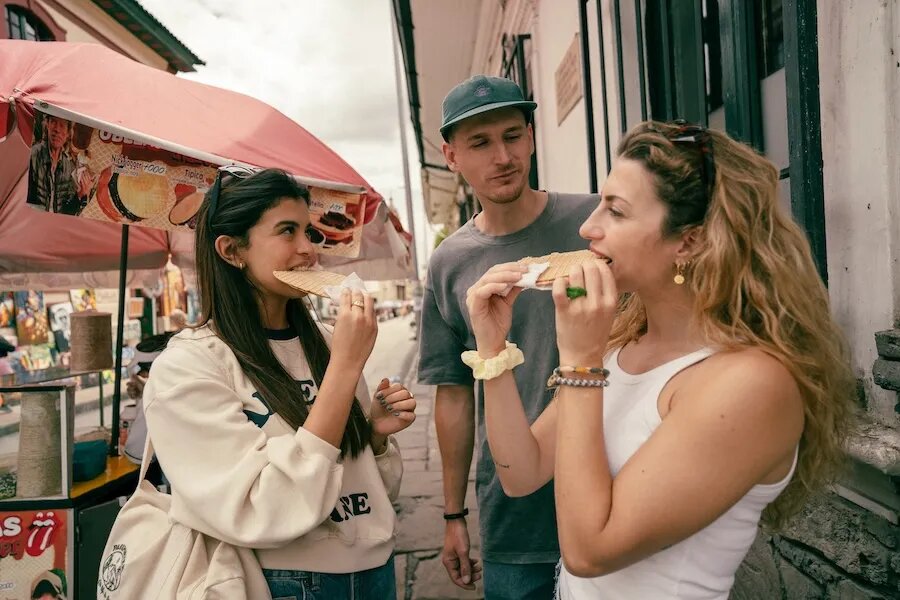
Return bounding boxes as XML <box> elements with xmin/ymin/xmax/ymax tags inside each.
<box><xmin>139</xmin><ymin>0</ymin><xmax>435</xmax><ymax>272</ymax></box>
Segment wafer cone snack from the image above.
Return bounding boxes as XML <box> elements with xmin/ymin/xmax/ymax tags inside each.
<box><xmin>274</xmin><ymin>269</ymin><xmax>347</xmax><ymax>298</ymax></box>
<box><xmin>519</xmin><ymin>249</ymin><xmax>598</xmax><ymax>287</ymax></box>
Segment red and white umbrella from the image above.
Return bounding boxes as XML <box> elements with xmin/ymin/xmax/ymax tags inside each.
<box><xmin>0</xmin><ymin>40</ymin><xmax>412</xmax><ymax>286</ymax></box>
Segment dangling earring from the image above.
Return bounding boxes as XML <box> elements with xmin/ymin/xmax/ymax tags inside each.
<box><xmin>673</xmin><ymin>262</ymin><xmax>686</xmax><ymax>285</ymax></box>
<box><xmin>237</xmin><ymin>261</ymin><xmax>245</xmax><ymax>270</ymax></box>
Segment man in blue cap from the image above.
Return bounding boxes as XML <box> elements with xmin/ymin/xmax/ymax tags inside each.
<box><xmin>417</xmin><ymin>75</ymin><xmax>597</xmax><ymax>598</ymax></box>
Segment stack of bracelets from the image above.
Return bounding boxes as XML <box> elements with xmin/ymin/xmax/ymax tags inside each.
<box><xmin>546</xmin><ymin>365</ymin><xmax>610</xmax><ymax>389</ymax></box>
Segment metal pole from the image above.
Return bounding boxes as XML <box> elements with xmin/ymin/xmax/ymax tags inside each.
<box><xmin>596</xmin><ymin>0</ymin><xmax>613</xmax><ymax>173</ymax></box>
<box><xmin>579</xmin><ymin>0</ymin><xmax>599</xmax><ymax>193</ymax></box>
<box><xmin>109</xmin><ymin>224</ymin><xmax>128</xmax><ymax>456</ymax></box>
<box><xmin>635</xmin><ymin>0</ymin><xmax>648</xmax><ymax>121</ymax></box>
<box><xmin>783</xmin><ymin>0</ymin><xmax>827</xmax><ymax>283</ymax></box>
<box><xmin>392</xmin><ymin>9</ymin><xmax>419</xmax><ymax>281</ymax></box>
<box><xmin>613</xmin><ymin>0</ymin><xmax>629</xmax><ymax>134</ymax></box>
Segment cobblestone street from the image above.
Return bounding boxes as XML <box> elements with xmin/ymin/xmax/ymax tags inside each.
<box><xmin>393</xmin><ymin>354</ymin><xmax>483</xmax><ymax>600</ymax></box>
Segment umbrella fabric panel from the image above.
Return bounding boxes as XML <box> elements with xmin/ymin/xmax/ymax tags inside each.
<box><xmin>0</xmin><ymin>130</ymin><xmax>172</xmax><ymax>275</ymax></box>
<box><xmin>1</xmin><ymin>40</ymin><xmax>382</xmax><ymax>211</ymax></box>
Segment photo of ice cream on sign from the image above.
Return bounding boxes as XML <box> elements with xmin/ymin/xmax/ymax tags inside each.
<box><xmin>84</xmin><ymin>135</ymin><xmax>215</xmax><ymax>229</ymax></box>
<box><xmin>168</xmin><ymin>182</ymin><xmax>207</xmax><ymax>227</ymax></box>
<box><xmin>308</xmin><ymin>187</ymin><xmax>365</xmax><ymax>258</ymax></box>
<box><xmin>94</xmin><ymin>161</ymin><xmax>170</xmax><ymax>224</ymax></box>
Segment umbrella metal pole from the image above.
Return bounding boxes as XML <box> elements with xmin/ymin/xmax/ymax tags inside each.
<box><xmin>391</xmin><ymin>10</ymin><xmax>419</xmax><ymax>281</ymax></box>
<box><xmin>109</xmin><ymin>224</ymin><xmax>129</xmax><ymax>456</ymax></box>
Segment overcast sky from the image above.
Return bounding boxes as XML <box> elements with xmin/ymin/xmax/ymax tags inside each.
<box><xmin>140</xmin><ymin>0</ymin><xmax>433</xmax><ymax>274</ymax></box>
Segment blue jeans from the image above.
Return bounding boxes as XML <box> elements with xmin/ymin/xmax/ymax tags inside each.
<box><xmin>263</xmin><ymin>556</ymin><xmax>396</xmax><ymax>600</ymax></box>
<box><xmin>483</xmin><ymin>560</ymin><xmax>558</xmax><ymax>600</ymax></box>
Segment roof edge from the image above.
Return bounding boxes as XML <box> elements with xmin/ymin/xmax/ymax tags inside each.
<box><xmin>391</xmin><ymin>0</ymin><xmax>425</xmax><ymax>169</ymax></box>
<box><xmin>94</xmin><ymin>0</ymin><xmax>204</xmax><ymax>72</ymax></box>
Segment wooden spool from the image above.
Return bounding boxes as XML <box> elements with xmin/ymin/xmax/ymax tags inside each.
<box><xmin>16</xmin><ymin>387</ymin><xmax>74</xmax><ymax>498</ymax></box>
<box><xmin>69</xmin><ymin>311</ymin><xmax>113</xmax><ymax>371</ymax></box>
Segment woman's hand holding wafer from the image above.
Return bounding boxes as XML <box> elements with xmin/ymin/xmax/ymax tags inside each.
<box><xmin>331</xmin><ymin>288</ymin><xmax>377</xmax><ymax>371</ymax></box>
<box><xmin>465</xmin><ymin>263</ymin><xmax>529</xmax><ymax>356</ymax></box>
<box><xmin>552</xmin><ymin>259</ymin><xmax>617</xmax><ymax>365</ymax></box>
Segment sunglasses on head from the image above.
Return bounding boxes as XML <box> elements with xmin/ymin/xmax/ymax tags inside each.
<box><xmin>205</xmin><ymin>165</ymin><xmax>326</xmax><ymax>246</ymax></box>
<box><xmin>206</xmin><ymin>165</ymin><xmax>257</xmax><ymax>228</ymax></box>
<box><xmin>661</xmin><ymin>120</ymin><xmax>716</xmax><ymax>201</ymax></box>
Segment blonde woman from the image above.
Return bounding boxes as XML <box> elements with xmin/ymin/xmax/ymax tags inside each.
<box><xmin>465</xmin><ymin>121</ymin><xmax>856</xmax><ymax>599</ymax></box>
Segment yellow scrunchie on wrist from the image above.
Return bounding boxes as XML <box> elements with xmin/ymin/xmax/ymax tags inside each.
<box><xmin>461</xmin><ymin>342</ymin><xmax>525</xmax><ymax>380</ymax></box>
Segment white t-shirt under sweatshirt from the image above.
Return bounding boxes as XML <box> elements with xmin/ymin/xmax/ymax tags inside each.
<box><xmin>141</xmin><ymin>324</ymin><xmax>402</xmax><ymax>574</ymax></box>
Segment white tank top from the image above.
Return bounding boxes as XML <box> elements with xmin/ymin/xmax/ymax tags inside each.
<box><xmin>557</xmin><ymin>347</ymin><xmax>797</xmax><ymax>600</ymax></box>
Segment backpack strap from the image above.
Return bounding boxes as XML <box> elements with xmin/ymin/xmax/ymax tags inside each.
<box><xmin>136</xmin><ymin>433</ymin><xmax>155</xmax><ymax>486</ymax></box>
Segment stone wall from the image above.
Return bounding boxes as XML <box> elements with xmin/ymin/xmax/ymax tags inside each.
<box><xmin>732</xmin><ymin>330</ymin><xmax>900</xmax><ymax>599</ymax></box>
<box><xmin>873</xmin><ymin>330</ymin><xmax>900</xmax><ymax>409</ymax></box>
<box><xmin>732</xmin><ymin>493</ymin><xmax>899</xmax><ymax>600</ymax></box>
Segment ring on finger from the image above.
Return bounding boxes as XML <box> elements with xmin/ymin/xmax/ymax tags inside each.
<box><xmin>566</xmin><ymin>286</ymin><xmax>588</xmax><ymax>299</ymax></box>
<box><xmin>351</xmin><ymin>299</ymin><xmax>365</xmax><ymax>308</ymax></box>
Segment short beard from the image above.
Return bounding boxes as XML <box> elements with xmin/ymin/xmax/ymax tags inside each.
<box><xmin>481</xmin><ymin>180</ymin><xmax>528</xmax><ymax>205</ymax></box>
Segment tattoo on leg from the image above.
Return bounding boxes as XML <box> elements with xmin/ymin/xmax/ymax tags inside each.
<box><xmin>495</xmin><ymin>461</ymin><xmax>510</xmax><ymax>469</ymax></box>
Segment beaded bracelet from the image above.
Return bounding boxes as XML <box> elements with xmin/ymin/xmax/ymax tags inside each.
<box><xmin>547</xmin><ymin>374</ymin><xmax>610</xmax><ymax>389</ymax></box>
<box><xmin>557</xmin><ymin>366</ymin><xmax>610</xmax><ymax>377</ymax></box>
<box><xmin>546</xmin><ymin>366</ymin><xmax>610</xmax><ymax>389</ymax></box>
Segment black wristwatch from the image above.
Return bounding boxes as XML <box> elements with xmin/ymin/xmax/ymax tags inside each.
<box><xmin>443</xmin><ymin>508</ymin><xmax>469</xmax><ymax>520</ymax></box>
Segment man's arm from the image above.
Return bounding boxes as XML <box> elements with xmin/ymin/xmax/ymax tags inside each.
<box><xmin>436</xmin><ymin>383</ymin><xmax>475</xmax><ymax>513</ymax></box>
<box><xmin>435</xmin><ymin>383</ymin><xmax>481</xmax><ymax>590</ymax></box>
<box><xmin>416</xmin><ymin>264</ymin><xmax>482</xmax><ymax>589</ymax></box>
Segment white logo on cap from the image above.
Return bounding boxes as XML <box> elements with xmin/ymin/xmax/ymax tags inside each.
<box><xmin>474</xmin><ymin>86</ymin><xmax>490</xmax><ymax>97</ymax></box>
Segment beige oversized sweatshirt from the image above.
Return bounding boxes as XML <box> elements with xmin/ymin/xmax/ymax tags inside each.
<box><xmin>141</xmin><ymin>324</ymin><xmax>402</xmax><ymax>573</ymax></box>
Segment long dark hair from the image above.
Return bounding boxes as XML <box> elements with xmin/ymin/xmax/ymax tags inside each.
<box><xmin>194</xmin><ymin>168</ymin><xmax>370</xmax><ymax>457</ymax></box>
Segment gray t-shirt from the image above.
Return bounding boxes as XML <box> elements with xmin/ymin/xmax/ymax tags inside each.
<box><xmin>418</xmin><ymin>191</ymin><xmax>598</xmax><ymax>564</ymax></box>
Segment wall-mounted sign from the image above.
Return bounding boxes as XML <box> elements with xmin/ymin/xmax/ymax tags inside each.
<box><xmin>555</xmin><ymin>33</ymin><xmax>584</xmax><ymax>125</ymax></box>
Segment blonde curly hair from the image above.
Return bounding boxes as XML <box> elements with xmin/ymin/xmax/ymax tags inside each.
<box><xmin>609</xmin><ymin>121</ymin><xmax>857</xmax><ymax>529</ymax></box>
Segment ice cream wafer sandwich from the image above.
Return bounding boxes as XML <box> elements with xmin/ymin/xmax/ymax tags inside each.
<box><xmin>519</xmin><ymin>249</ymin><xmax>600</xmax><ymax>287</ymax></box>
<box><xmin>95</xmin><ymin>166</ymin><xmax>169</xmax><ymax>223</ymax></box>
<box><xmin>309</xmin><ymin>189</ymin><xmax>363</xmax><ymax>246</ymax></box>
<box><xmin>274</xmin><ymin>269</ymin><xmax>346</xmax><ymax>298</ymax></box>
<box><xmin>168</xmin><ymin>183</ymin><xmax>205</xmax><ymax>227</ymax></box>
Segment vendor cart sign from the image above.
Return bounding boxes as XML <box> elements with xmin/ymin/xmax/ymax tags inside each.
<box><xmin>0</xmin><ymin>510</ymin><xmax>69</xmax><ymax>599</ymax></box>
<box><xmin>26</xmin><ymin>103</ymin><xmax>365</xmax><ymax>258</ymax></box>
<box><xmin>26</xmin><ymin>107</ymin><xmax>217</xmax><ymax>230</ymax></box>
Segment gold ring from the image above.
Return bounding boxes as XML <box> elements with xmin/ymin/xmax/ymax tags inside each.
<box><xmin>352</xmin><ymin>300</ymin><xmax>365</xmax><ymax>308</ymax></box>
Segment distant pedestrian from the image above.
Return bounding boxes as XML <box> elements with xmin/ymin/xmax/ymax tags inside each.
<box><xmin>167</xmin><ymin>308</ymin><xmax>187</xmax><ymax>331</ymax></box>
<box><xmin>0</xmin><ymin>336</ymin><xmax>15</xmax><ymax>414</ymax></box>
<box><xmin>122</xmin><ymin>332</ymin><xmax>174</xmax><ymax>465</ymax></box>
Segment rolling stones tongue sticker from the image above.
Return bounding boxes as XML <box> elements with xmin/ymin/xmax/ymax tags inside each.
<box><xmin>0</xmin><ymin>510</ymin><xmax>69</xmax><ymax>597</ymax></box>
<box><xmin>0</xmin><ymin>511</ymin><xmax>66</xmax><ymax>560</ymax></box>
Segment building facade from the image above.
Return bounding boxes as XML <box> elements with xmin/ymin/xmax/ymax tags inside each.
<box><xmin>395</xmin><ymin>1</ymin><xmax>899</xmax><ymax>597</ymax></box>
<box><xmin>1</xmin><ymin>0</ymin><xmax>201</xmax><ymax>72</ymax></box>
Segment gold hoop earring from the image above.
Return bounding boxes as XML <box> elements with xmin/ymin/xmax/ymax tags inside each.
<box><xmin>674</xmin><ymin>262</ymin><xmax>686</xmax><ymax>285</ymax></box>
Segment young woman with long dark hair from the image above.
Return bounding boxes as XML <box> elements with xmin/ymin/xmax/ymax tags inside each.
<box><xmin>142</xmin><ymin>167</ymin><xmax>415</xmax><ymax>599</ymax></box>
